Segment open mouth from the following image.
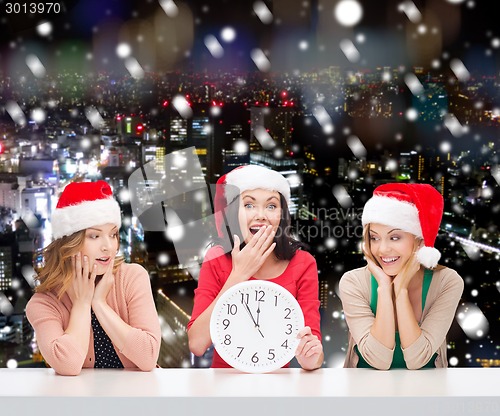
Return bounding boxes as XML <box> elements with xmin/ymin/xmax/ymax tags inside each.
<box><xmin>249</xmin><ymin>225</ymin><xmax>266</xmax><ymax>235</ymax></box>
<box><xmin>380</xmin><ymin>256</ymin><xmax>399</xmax><ymax>264</ymax></box>
<box><xmin>95</xmin><ymin>257</ymin><xmax>111</xmax><ymax>264</ymax></box>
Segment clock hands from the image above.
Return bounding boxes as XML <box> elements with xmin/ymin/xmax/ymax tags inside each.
<box><xmin>243</xmin><ymin>301</ymin><xmax>265</xmax><ymax>338</ymax></box>
<box><xmin>256</xmin><ymin>302</ymin><xmax>261</xmax><ymax>327</ymax></box>
<box><xmin>242</xmin><ymin>300</ymin><xmax>258</xmax><ymax>325</ymax></box>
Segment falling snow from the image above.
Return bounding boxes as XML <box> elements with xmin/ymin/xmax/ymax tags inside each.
<box><xmin>0</xmin><ymin>0</ymin><xmax>499</xmax><ymax>370</ymax></box>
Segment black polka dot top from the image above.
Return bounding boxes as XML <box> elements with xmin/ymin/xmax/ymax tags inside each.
<box><xmin>91</xmin><ymin>310</ymin><xmax>124</xmax><ymax>369</ymax></box>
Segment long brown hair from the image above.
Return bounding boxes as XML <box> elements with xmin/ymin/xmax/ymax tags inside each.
<box><xmin>34</xmin><ymin>230</ymin><xmax>123</xmax><ymax>299</ymax></box>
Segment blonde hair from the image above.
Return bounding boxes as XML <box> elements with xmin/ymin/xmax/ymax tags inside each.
<box><xmin>34</xmin><ymin>230</ymin><xmax>123</xmax><ymax>299</ymax></box>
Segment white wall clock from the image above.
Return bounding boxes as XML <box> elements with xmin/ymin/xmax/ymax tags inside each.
<box><xmin>209</xmin><ymin>280</ymin><xmax>305</xmax><ymax>373</ymax></box>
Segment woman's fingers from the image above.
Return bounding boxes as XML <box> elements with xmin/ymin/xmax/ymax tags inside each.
<box><xmin>295</xmin><ymin>327</ymin><xmax>321</xmax><ymax>358</ymax></box>
<box><xmin>365</xmin><ymin>255</ymin><xmax>392</xmax><ymax>286</ymax></box>
<box><xmin>259</xmin><ymin>227</ymin><xmax>276</xmax><ymax>252</ymax></box>
<box><xmin>254</xmin><ymin>225</ymin><xmax>273</xmax><ymax>249</ymax></box>
<box><xmin>231</xmin><ymin>234</ymin><xmax>241</xmax><ymax>254</ymax></box>
<box><xmin>246</xmin><ymin>226</ymin><xmax>275</xmax><ymax>256</ymax></box>
<box><xmin>82</xmin><ymin>255</ymin><xmax>89</xmax><ymax>278</ymax></box>
<box><xmin>245</xmin><ymin>225</ymin><xmax>268</xmax><ymax>248</ymax></box>
<box><xmin>74</xmin><ymin>252</ymin><xmax>82</xmax><ymax>277</ymax></box>
<box><xmin>261</xmin><ymin>242</ymin><xmax>276</xmax><ymax>261</ymax></box>
<box><xmin>364</xmin><ymin>255</ymin><xmax>378</xmax><ymax>275</ymax></box>
<box><xmin>92</xmin><ymin>261</ymin><xmax>113</xmax><ymax>303</ymax></box>
<box><xmin>68</xmin><ymin>253</ymin><xmax>95</xmax><ymax>305</ymax></box>
<box><xmin>236</xmin><ymin>225</ymin><xmax>275</xmax><ymax>256</ymax></box>
<box><xmin>89</xmin><ymin>263</ymin><xmax>97</xmax><ymax>284</ymax></box>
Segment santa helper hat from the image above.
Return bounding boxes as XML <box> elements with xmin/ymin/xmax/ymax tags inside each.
<box><xmin>214</xmin><ymin>165</ymin><xmax>291</xmax><ymax>238</ymax></box>
<box><xmin>51</xmin><ymin>180</ymin><xmax>121</xmax><ymax>240</ymax></box>
<box><xmin>361</xmin><ymin>183</ymin><xmax>444</xmax><ymax>269</ymax></box>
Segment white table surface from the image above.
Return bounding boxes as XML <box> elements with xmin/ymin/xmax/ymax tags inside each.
<box><xmin>2</xmin><ymin>368</ymin><xmax>499</xmax><ymax>416</ymax></box>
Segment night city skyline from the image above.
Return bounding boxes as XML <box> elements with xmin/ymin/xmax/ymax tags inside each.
<box><xmin>1</xmin><ymin>0</ymin><xmax>499</xmax><ymax>370</ymax></box>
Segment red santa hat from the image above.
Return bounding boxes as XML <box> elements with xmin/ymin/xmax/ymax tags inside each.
<box><xmin>51</xmin><ymin>180</ymin><xmax>121</xmax><ymax>239</ymax></box>
<box><xmin>214</xmin><ymin>165</ymin><xmax>291</xmax><ymax>238</ymax></box>
<box><xmin>361</xmin><ymin>183</ymin><xmax>444</xmax><ymax>269</ymax></box>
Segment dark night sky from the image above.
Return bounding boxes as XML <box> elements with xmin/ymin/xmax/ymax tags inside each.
<box><xmin>1</xmin><ymin>0</ymin><xmax>498</xmax><ymax>74</ymax></box>
<box><xmin>0</xmin><ymin>1</ymin><xmax>499</xmax><ymax>370</ymax></box>
<box><xmin>1</xmin><ymin>1</ymin><xmax>494</xmax><ymax>40</ymax></box>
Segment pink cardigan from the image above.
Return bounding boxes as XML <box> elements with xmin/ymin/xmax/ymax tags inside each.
<box><xmin>26</xmin><ymin>263</ymin><xmax>161</xmax><ymax>376</ymax></box>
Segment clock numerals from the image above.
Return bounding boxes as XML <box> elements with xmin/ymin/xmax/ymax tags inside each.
<box><xmin>227</xmin><ymin>304</ymin><xmax>237</xmax><ymax>315</ymax></box>
<box><xmin>210</xmin><ymin>280</ymin><xmax>305</xmax><ymax>373</ymax></box>
<box><xmin>255</xmin><ymin>290</ymin><xmax>265</xmax><ymax>302</ymax></box>
<box><xmin>240</xmin><ymin>293</ymin><xmax>249</xmax><ymax>304</ymax></box>
<box><xmin>237</xmin><ymin>346</ymin><xmax>244</xmax><ymax>357</ymax></box>
<box><xmin>235</xmin><ymin>347</ymin><xmax>276</xmax><ymax>362</ymax></box>
<box><xmin>241</xmin><ymin>290</ymin><xmax>265</xmax><ymax>304</ymax></box>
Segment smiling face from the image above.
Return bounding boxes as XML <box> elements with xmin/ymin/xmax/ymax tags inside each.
<box><xmin>238</xmin><ymin>189</ymin><xmax>282</xmax><ymax>244</ymax></box>
<box><xmin>81</xmin><ymin>223</ymin><xmax>119</xmax><ymax>275</ymax></box>
<box><xmin>367</xmin><ymin>223</ymin><xmax>419</xmax><ymax>276</ymax></box>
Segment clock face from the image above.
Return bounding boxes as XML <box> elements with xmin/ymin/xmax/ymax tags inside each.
<box><xmin>209</xmin><ymin>280</ymin><xmax>305</xmax><ymax>373</ymax></box>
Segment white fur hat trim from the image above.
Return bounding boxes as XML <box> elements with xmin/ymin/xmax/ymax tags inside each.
<box><xmin>51</xmin><ymin>198</ymin><xmax>121</xmax><ymax>239</ymax></box>
<box><xmin>224</xmin><ymin>165</ymin><xmax>291</xmax><ymax>207</ymax></box>
<box><xmin>362</xmin><ymin>195</ymin><xmax>423</xmax><ymax>237</ymax></box>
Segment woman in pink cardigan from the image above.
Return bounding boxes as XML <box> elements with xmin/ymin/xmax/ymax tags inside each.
<box><xmin>26</xmin><ymin>181</ymin><xmax>161</xmax><ymax>375</ymax></box>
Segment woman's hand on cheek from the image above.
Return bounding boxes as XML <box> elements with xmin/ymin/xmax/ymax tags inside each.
<box><xmin>394</xmin><ymin>253</ymin><xmax>420</xmax><ymax>294</ymax></box>
<box><xmin>67</xmin><ymin>253</ymin><xmax>96</xmax><ymax>307</ymax></box>
<box><xmin>92</xmin><ymin>262</ymin><xmax>114</xmax><ymax>307</ymax></box>
<box><xmin>364</xmin><ymin>252</ymin><xmax>392</xmax><ymax>288</ymax></box>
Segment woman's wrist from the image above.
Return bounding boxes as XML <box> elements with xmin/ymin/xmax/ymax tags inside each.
<box><xmin>394</xmin><ymin>287</ymin><xmax>409</xmax><ymax>301</ymax></box>
<box><xmin>377</xmin><ymin>284</ymin><xmax>393</xmax><ymax>296</ymax></box>
<box><xmin>70</xmin><ymin>297</ymin><xmax>92</xmax><ymax>310</ymax></box>
<box><xmin>91</xmin><ymin>298</ymin><xmax>108</xmax><ymax>312</ymax></box>
<box><xmin>228</xmin><ymin>269</ymin><xmax>249</xmax><ymax>284</ymax></box>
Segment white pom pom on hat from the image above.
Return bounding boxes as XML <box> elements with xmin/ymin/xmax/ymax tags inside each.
<box><xmin>361</xmin><ymin>183</ymin><xmax>444</xmax><ymax>269</ymax></box>
<box><xmin>51</xmin><ymin>180</ymin><xmax>121</xmax><ymax>240</ymax></box>
<box><xmin>416</xmin><ymin>246</ymin><xmax>442</xmax><ymax>269</ymax></box>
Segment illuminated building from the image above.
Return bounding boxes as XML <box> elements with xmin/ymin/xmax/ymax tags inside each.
<box><xmin>170</xmin><ymin>116</ymin><xmax>188</xmax><ymax>146</ymax></box>
<box><xmin>21</xmin><ymin>187</ymin><xmax>52</xmax><ymax>221</ymax></box>
<box><xmin>249</xmin><ymin>152</ymin><xmax>304</xmax><ymax>215</ymax></box>
<box><xmin>222</xmin><ymin>148</ymin><xmax>249</xmax><ymax>173</ymax></box>
<box><xmin>156</xmin><ymin>289</ymin><xmax>191</xmax><ymax>368</ymax></box>
<box><xmin>18</xmin><ymin>159</ymin><xmax>59</xmax><ymax>185</ymax></box>
<box><xmin>0</xmin><ymin>177</ymin><xmax>19</xmax><ymax>211</ymax></box>
<box><xmin>249</xmin><ymin>106</ymin><xmax>297</xmax><ymax>154</ymax></box>
<box><xmin>117</xmin><ymin>116</ymin><xmax>145</xmax><ymax>140</ymax></box>
<box><xmin>0</xmin><ymin>246</ymin><xmax>12</xmax><ymax>291</ymax></box>
<box><xmin>222</xmin><ymin>127</ymin><xmax>250</xmax><ymax>174</ymax></box>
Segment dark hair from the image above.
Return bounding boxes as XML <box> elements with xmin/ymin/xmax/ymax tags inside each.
<box><xmin>213</xmin><ymin>193</ymin><xmax>307</xmax><ymax>261</ymax></box>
